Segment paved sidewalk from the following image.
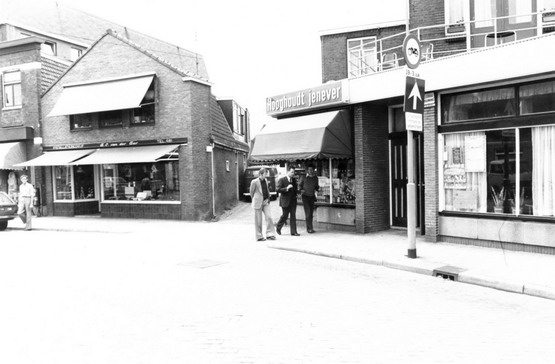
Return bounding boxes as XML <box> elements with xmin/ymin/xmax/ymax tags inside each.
<box><xmin>12</xmin><ymin>204</ymin><xmax>555</xmax><ymax>301</ymax></box>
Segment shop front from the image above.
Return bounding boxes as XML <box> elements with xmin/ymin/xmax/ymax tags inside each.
<box><xmin>18</xmin><ymin>140</ymin><xmax>185</xmax><ymax>218</ymax></box>
<box><xmin>250</xmin><ymin>109</ymin><xmax>356</xmax><ymax>231</ymax></box>
<box><xmin>436</xmin><ymin>79</ymin><xmax>555</xmax><ymax>251</ymax></box>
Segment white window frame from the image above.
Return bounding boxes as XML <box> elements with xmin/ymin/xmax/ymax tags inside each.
<box><xmin>347</xmin><ymin>36</ymin><xmax>377</xmax><ymax>78</ymax></box>
<box><xmin>445</xmin><ymin>0</ymin><xmax>470</xmax><ymax>36</ymax></box>
<box><xmin>2</xmin><ymin>70</ymin><xmax>22</xmax><ymax>109</ymax></box>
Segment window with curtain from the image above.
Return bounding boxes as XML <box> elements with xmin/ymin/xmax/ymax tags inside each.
<box><xmin>442</xmin><ymin>87</ymin><xmax>515</xmax><ymax>122</ymax></box>
<box><xmin>446</xmin><ymin>0</ymin><xmax>466</xmax><ymax>24</ymax></box>
<box><xmin>508</xmin><ymin>0</ymin><xmax>532</xmax><ymax>24</ymax></box>
<box><xmin>474</xmin><ymin>0</ymin><xmax>495</xmax><ymax>27</ymax></box>
<box><xmin>441</xmin><ymin>126</ymin><xmax>555</xmax><ymax>217</ymax></box>
<box><xmin>520</xmin><ymin>80</ymin><xmax>555</xmax><ymax>114</ymax></box>
<box><xmin>347</xmin><ymin>37</ymin><xmax>378</xmax><ymax>77</ymax></box>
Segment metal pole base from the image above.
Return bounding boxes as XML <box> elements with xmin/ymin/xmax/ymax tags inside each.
<box><xmin>407</xmin><ymin>249</ymin><xmax>417</xmax><ymax>259</ymax></box>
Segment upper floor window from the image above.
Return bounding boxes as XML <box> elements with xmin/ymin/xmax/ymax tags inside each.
<box><xmin>520</xmin><ymin>80</ymin><xmax>555</xmax><ymax>115</ymax></box>
<box><xmin>41</xmin><ymin>41</ymin><xmax>57</xmax><ymax>56</ymax></box>
<box><xmin>131</xmin><ymin>81</ymin><xmax>155</xmax><ymax>125</ymax></box>
<box><xmin>543</xmin><ymin>0</ymin><xmax>555</xmax><ymax>11</ymax></box>
<box><xmin>3</xmin><ymin>70</ymin><xmax>22</xmax><ymax>108</ymax></box>
<box><xmin>347</xmin><ymin>37</ymin><xmax>377</xmax><ymax>77</ymax></box>
<box><xmin>446</xmin><ymin>0</ymin><xmax>466</xmax><ymax>25</ymax></box>
<box><xmin>474</xmin><ymin>0</ymin><xmax>532</xmax><ymax>28</ymax></box>
<box><xmin>442</xmin><ymin>87</ymin><xmax>516</xmax><ymax>122</ymax></box>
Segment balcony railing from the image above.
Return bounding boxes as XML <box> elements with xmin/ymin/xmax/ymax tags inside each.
<box><xmin>347</xmin><ymin>9</ymin><xmax>555</xmax><ymax>78</ymax></box>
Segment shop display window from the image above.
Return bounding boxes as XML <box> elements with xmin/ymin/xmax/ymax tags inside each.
<box><xmin>53</xmin><ymin>166</ymin><xmax>73</xmax><ymax>200</ymax></box>
<box><xmin>102</xmin><ymin>161</ymin><xmax>179</xmax><ymax>202</ymax></box>
<box><xmin>296</xmin><ymin>159</ymin><xmax>355</xmax><ymax>205</ymax></box>
<box><xmin>440</xmin><ymin>126</ymin><xmax>555</xmax><ymax>216</ymax></box>
<box><xmin>74</xmin><ymin>165</ymin><xmax>95</xmax><ymax>200</ymax></box>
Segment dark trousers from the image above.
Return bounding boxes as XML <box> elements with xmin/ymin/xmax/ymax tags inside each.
<box><xmin>277</xmin><ymin>202</ymin><xmax>297</xmax><ymax>235</ymax></box>
<box><xmin>302</xmin><ymin>194</ymin><xmax>316</xmax><ymax>231</ymax></box>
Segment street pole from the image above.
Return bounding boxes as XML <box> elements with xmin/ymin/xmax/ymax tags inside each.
<box><xmin>407</xmin><ymin>130</ymin><xmax>417</xmax><ymax>258</ymax></box>
<box><xmin>402</xmin><ymin>34</ymin><xmax>423</xmax><ymax>260</ymax></box>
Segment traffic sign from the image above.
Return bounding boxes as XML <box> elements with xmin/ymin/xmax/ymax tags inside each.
<box><xmin>402</xmin><ymin>35</ymin><xmax>421</xmax><ymax>69</ymax></box>
<box><xmin>404</xmin><ymin>76</ymin><xmax>425</xmax><ymax>114</ymax></box>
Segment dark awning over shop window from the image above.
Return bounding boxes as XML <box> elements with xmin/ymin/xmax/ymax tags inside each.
<box><xmin>249</xmin><ymin>110</ymin><xmax>352</xmax><ymax>162</ymax></box>
<box><xmin>48</xmin><ymin>73</ymin><xmax>155</xmax><ymax>117</ymax></box>
<box><xmin>0</xmin><ymin>142</ymin><xmax>26</xmax><ymax>170</ymax></box>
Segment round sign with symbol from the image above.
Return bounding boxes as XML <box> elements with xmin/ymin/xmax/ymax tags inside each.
<box><xmin>403</xmin><ymin>34</ymin><xmax>421</xmax><ymax>69</ymax></box>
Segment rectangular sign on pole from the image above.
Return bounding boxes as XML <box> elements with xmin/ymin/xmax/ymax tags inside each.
<box><xmin>405</xmin><ymin>112</ymin><xmax>423</xmax><ymax>132</ymax></box>
<box><xmin>404</xmin><ymin>76</ymin><xmax>425</xmax><ymax>132</ymax></box>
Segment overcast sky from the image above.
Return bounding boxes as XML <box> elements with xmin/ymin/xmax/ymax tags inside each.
<box><xmin>60</xmin><ymin>0</ymin><xmax>407</xmax><ymax>137</ymax></box>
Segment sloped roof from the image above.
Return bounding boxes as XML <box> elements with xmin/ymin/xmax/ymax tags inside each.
<box><xmin>0</xmin><ymin>0</ymin><xmax>209</xmax><ymax>80</ymax></box>
<box><xmin>210</xmin><ymin>94</ymin><xmax>249</xmax><ymax>152</ymax></box>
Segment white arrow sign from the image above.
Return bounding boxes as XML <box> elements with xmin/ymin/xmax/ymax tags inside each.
<box><xmin>408</xmin><ymin>81</ymin><xmax>422</xmax><ymax>111</ymax></box>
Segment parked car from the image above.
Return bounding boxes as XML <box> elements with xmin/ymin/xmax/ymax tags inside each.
<box><xmin>0</xmin><ymin>191</ymin><xmax>18</xmax><ymax>231</ymax></box>
<box><xmin>243</xmin><ymin>165</ymin><xmax>278</xmax><ymax>201</ymax></box>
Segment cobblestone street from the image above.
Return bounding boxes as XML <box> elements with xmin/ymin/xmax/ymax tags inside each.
<box><xmin>1</xmin><ymin>214</ymin><xmax>555</xmax><ymax>363</ymax></box>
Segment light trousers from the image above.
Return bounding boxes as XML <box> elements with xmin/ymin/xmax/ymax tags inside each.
<box><xmin>254</xmin><ymin>199</ymin><xmax>275</xmax><ymax>240</ymax></box>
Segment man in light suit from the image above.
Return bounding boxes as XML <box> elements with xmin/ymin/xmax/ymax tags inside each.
<box><xmin>249</xmin><ymin>167</ymin><xmax>277</xmax><ymax>241</ymax></box>
<box><xmin>276</xmin><ymin>166</ymin><xmax>300</xmax><ymax>236</ymax></box>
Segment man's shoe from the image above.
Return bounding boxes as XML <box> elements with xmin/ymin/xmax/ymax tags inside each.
<box><xmin>292</xmin><ymin>233</ymin><xmax>301</xmax><ymax>236</ymax></box>
<box><xmin>267</xmin><ymin>236</ymin><xmax>276</xmax><ymax>240</ymax></box>
<box><xmin>276</xmin><ymin>227</ymin><xmax>281</xmax><ymax>235</ymax></box>
<box><xmin>308</xmin><ymin>230</ymin><xmax>315</xmax><ymax>233</ymax></box>
<box><xmin>257</xmin><ymin>237</ymin><xmax>266</xmax><ymax>241</ymax></box>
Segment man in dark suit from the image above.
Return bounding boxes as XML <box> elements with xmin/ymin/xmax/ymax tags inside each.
<box><xmin>276</xmin><ymin>167</ymin><xmax>300</xmax><ymax>236</ymax></box>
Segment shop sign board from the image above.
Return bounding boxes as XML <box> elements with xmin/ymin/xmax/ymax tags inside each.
<box><xmin>43</xmin><ymin>137</ymin><xmax>188</xmax><ymax>151</ymax></box>
<box><xmin>266</xmin><ymin>80</ymin><xmax>348</xmax><ymax>116</ymax></box>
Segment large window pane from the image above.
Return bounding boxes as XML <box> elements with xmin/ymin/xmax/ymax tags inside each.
<box><xmin>442</xmin><ymin>87</ymin><xmax>515</xmax><ymax>122</ymax></box>
<box><xmin>520</xmin><ymin>80</ymin><xmax>555</xmax><ymax>114</ymax></box>
<box><xmin>519</xmin><ymin>128</ymin><xmax>533</xmax><ymax>215</ymax></box>
<box><xmin>54</xmin><ymin>166</ymin><xmax>73</xmax><ymax>200</ymax></box>
<box><xmin>442</xmin><ymin>130</ymin><xmax>521</xmax><ymax>214</ymax></box>
<box><xmin>102</xmin><ymin>161</ymin><xmax>179</xmax><ymax>201</ymax></box>
<box><xmin>531</xmin><ymin>125</ymin><xmax>555</xmax><ymax>216</ymax></box>
<box><xmin>442</xmin><ymin>132</ymin><xmax>488</xmax><ymax>212</ymax></box>
<box><xmin>74</xmin><ymin>165</ymin><xmax>95</xmax><ymax>200</ymax></box>
<box><xmin>348</xmin><ymin>37</ymin><xmax>377</xmax><ymax>77</ymax></box>
<box><xmin>486</xmin><ymin>130</ymin><xmax>516</xmax><ymax>213</ymax></box>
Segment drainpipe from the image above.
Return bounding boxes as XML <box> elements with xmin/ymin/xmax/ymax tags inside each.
<box><xmin>207</xmin><ymin>137</ymin><xmax>215</xmax><ymax>218</ymax></box>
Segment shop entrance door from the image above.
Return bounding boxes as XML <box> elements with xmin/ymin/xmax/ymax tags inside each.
<box><xmin>389</xmin><ymin>115</ymin><xmax>425</xmax><ymax>233</ymax></box>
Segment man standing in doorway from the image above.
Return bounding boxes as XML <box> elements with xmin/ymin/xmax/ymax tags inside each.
<box><xmin>250</xmin><ymin>167</ymin><xmax>277</xmax><ymax>242</ymax></box>
<box><xmin>17</xmin><ymin>174</ymin><xmax>35</xmax><ymax>231</ymax></box>
<box><xmin>299</xmin><ymin>164</ymin><xmax>319</xmax><ymax>233</ymax></box>
<box><xmin>276</xmin><ymin>166</ymin><xmax>300</xmax><ymax>236</ymax></box>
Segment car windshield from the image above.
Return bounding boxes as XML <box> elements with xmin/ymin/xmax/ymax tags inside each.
<box><xmin>0</xmin><ymin>192</ymin><xmax>14</xmax><ymax>204</ymax></box>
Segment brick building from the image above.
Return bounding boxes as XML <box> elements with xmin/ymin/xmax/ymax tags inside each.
<box><xmin>253</xmin><ymin>0</ymin><xmax>555</xmax><ymax>253</ymax></box>
<box><xmin>1</xmin><ymin>0</ymin><xmax>249</xmax><ymax>221</ymax></box>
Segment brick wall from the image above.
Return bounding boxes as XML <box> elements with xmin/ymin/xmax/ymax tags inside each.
<box><xmin>423</xmin><ymin>93</ymin><xmax>439</xmax><ymax>241</ymax></box>
<box><xmin>40</xmin><ymin>34</ymin><xmax>216</xmax><ymax>221</ymax></box>
<box><xmin>321</xmin><ymin>26</ymin><xmax>405</xmax><ymax>83</ymax></box>
<box><xmin>354</xmin><ymin>103</ymin><xmax>390</xmax><ymax>233</ymax></box>
<box><xmin>410</xmin><ymin>0</ymin><xmax>467</xmax><ymax>59</ymax></box>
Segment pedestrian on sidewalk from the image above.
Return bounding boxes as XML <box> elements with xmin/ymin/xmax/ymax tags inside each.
<box><xmin>249</xmin><ymin>167</ymin><xmax>276</xmax><ymax>242</ymax></box>
<box><xmin>299</xmin><ymin>164</ymin><xmax>319</xmax><ymax>234</ymax></box>
<box><xmin>17</xmin><ymin>174</ymin><xmax>35</xmax><ymax>231</ymax></box>
<box><xmin>276</xmin><ymin>166</ymin><xmax>300</xmax><ymax>236</ymax></box>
